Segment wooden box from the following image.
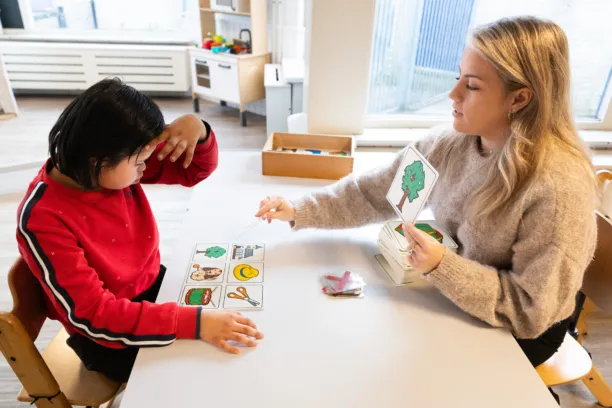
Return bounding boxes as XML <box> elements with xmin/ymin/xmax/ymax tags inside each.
<box><xmin>262</xmin><ymin>133</ymin><xmax>355</xmax><ymax>180</ymax></box>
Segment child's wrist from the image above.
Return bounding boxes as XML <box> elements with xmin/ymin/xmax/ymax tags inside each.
<box><xmin>197</xmin><ymin>120</ymin><xmax>211</xmax><ymax>144</ymax></box>
<box><xmin>177</xmin><ymin>305</ymin><xmax>202</xmax><ymax>339</ymax></box>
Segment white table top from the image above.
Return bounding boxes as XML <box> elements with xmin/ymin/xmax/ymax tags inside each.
<box><xmin>120</xmin><ymin>151</ymin><xmax>558</xmax><ymax>408</ymax></box>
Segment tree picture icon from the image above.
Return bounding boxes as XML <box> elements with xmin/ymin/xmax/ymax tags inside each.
<box><xmin>196</xmin><ymin>246</ymin><xmax>227</xmax><ymax>259</ymax></box>
<box><xmin>397</xmin><ymin>160</ymin><xmax>425</xmax><ymax>211</ymax></box>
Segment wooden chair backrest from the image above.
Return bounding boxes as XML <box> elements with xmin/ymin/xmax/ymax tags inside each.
<box><xmin>596</xmin><ymin>169</ymin><xmax>612</xmax><ymax>186</ymax></box>
<box><xmin>598</xmin><ymin>170</ymin><xmax>612</xmax><ymax>219</ymax></box>
<box><xmin>582</xmin><ymin>213</ymin><xmax>612</xmax><ymax>313</ymax></box>
<box><xmin>7</xmin><ymin>256</ymin><xmax>47</xmax><ymax>339</ymax></box>
<box><xmin>0</xmin><ymin>257</ymin><xmax>70</xmax><ymax>407</ymax></box>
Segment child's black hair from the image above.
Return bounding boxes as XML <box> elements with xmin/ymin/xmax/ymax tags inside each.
<box><xmin>48</xmin><ymin>77</ymin><xmax>165</xmax><ymax>189</ymax></box>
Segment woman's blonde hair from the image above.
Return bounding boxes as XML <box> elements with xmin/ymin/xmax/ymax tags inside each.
<box><xmin>429</xmin><ymin>16</ymin><xmax>598</xmax><ymax>218</ymax></box>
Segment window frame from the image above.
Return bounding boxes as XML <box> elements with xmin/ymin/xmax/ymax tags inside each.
<box><xmin>365</xmin><ymin>75</ymin><xmax>612</xmax><ymax>131</ymax></box>
<box><xmin>364</xmin><ymin>1</ymin><xmax>612</xmax><ymax>133</ymax></box>
<box><xmin>8</xmin><ymin>0</ymin><xmax>198</xmax><ymax>43</ymax></box>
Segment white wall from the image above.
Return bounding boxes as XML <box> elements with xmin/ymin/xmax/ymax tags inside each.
<box><xmin>305</xmin><ymin>0</ymin><xmax>376</xmax><ymax>135</ymax></box>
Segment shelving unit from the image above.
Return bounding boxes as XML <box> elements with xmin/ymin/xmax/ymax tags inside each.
<box><xmin>190</xmin><ymin>0</ymin><xmax>271</xmax><ymax>126</ymax></box>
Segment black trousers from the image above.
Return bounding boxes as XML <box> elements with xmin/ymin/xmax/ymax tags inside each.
<box><xmin>515</xmin><ymin>315</ymin><xmax>572</xmax><ymax>367</ymax></box>
<box><xmin>66</xmin><ymin>265</ymin><xmax>167</xmax><ymax>383</ymax></box>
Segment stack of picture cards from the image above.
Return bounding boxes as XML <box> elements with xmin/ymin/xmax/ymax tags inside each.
<box><xmin>377</xmin><ymin>145</ymin><xmax>457</xmax><ymax>284</ymax></box>
<box><xmin>178</xmin><ymin>243</ymin><xmax>266</xmax><ymax>310</ymax></box>
<box><xmin>378</xmin><ymin>220</ymin><xmax>458</xmax><ymax>285</ymax></box>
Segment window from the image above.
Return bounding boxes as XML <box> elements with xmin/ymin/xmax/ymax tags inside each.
<box><xmin>16</xmin><ymin>0</ymin><xmax>199</xmax><ymax>39</ymax></box>
<box><xmin>367</xmin><ymin>0</ymin><xmax>612</xmax><ymax>128</ymax></box>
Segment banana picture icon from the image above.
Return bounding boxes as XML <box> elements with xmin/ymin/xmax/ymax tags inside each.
<box><xmin>233</xmin><ymin>264</ymin><xmax>260</xmax><ymax>281</ymax></box>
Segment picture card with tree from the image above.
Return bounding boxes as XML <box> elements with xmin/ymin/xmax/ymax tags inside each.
<box><xmin>386</xmin><ymin>146</ymin><xmax>439</xmax><ymax>224</ymax></box>
<box><xmin>192</xmin><ymin>243</ymin><xmax>230</xmax><ymax>263</ymax></box>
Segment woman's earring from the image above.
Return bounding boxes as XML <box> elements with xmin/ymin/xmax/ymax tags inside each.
<box><xmin>508</xmin><ymin>110</ymin><xmax>515</xmax><ymax>120</ymax></box>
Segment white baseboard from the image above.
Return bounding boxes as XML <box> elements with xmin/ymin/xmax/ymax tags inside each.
<box><xmin>357</xmin><ymin>128</ymin><xmax>612</xmax><ymax>150</ymax></box>
<box><xmin>356</xmin><ymin>128</ymin><xmax>429</xmax><ymax>148</ymax></box>
<box><xmin>0</xmin><ymin>166</ymin><xmax>40</xmax><ymax>196</ymax></box>
<box><xmin>0</xmin><ymin>160</ymin><xmax>45</xmax><ymax>174</ymax></box>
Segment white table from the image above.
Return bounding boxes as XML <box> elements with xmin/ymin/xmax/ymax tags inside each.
<box><xmin>121</xmin><ymin>151</ymin><xmax>558</xmax><ymax>408</ymax></box>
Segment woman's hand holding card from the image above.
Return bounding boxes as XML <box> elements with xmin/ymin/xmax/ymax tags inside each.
<box><xmin>402</xmin><ymin>223</ymin><xmax>445</xmax><ymax>274</ymax></box>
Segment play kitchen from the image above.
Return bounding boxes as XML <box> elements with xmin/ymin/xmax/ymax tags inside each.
<box><xmin>190</xmin><ymin>0</ymin><xmax>270</xmax><ymax>126</ymax></box>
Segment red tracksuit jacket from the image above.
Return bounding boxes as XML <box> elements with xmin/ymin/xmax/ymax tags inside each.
<box><xmin>16</xmin><ymin>125</ymin><xmax>218</xmax><ymax>349</ymax></box>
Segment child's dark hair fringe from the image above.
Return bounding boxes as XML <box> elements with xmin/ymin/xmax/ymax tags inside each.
<box><xmin>48</xmin><ymin>77</ymin><xmax>165</xmax><ymax>189</ymax></box>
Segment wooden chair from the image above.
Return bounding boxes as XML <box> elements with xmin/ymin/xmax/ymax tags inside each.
<box><xmin>596</xmin><ymin>169</ymin><xmax>612</xmax><ymax>186</ymax></box>
<box><xmin>0</xmin><ymin>257</ymin><xmax>123</xmax><ymax>408</ymax></box>
<box><xmin>599</xmin><ymin>169</ymin><xmax>612</xmax><ymax>220</ymax></box>
<box><xmin>536</xmin><ymin>212</ymin><xmax>612</xmax><ymax>407</ymax></box>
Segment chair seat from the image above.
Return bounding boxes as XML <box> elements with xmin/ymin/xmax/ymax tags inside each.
<box><xmin>536</xmin><ymin>332</ymin><xmax>593</xmax><ymax>387</ymax></box>
<box><xmin>18</xmin><ymin>327</ymin><xmax>121</xmax><ymax>406</ymax></box>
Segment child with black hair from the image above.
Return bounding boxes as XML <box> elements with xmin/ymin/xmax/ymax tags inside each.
<box><xmin>16</xmin><ymin>78</ymin><xmax>263</xmax><ymax>383</ymax></box>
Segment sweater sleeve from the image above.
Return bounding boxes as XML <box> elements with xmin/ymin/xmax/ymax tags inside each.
<box><xmin>141</xmin><ymin>121</ymin><xmax>219</xmax><ymax>187</ymax></box>
<box><xmin>424</xmin><ymin>175</ymin><xmax>597</xmax><ymax>339</ymax></box>
<box><xmin>17</xmin><ymin>209</ymin><xmax>200</xmax><ymax>349</ymax></box>
<box><xmin>291</xmin><ymin>130</ymin><xmax>441</xmax><ymax>230</ymax></box>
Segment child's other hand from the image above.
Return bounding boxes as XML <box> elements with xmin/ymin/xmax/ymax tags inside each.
<box><xmin>255</xmin><ymin>196</ymin><xmax>296</xmax><ymax>223</ymax></box>
<box><xmin>402</xmin><ymin>223</ymin><xmax>445</xmax><ymax>274</ymax></box>
<box><xmin>146</xmin><ymin>114</ymin><xmax>207</xmax><ymax>168</ymax></box>
<box><xmin>199</xmin><ymin>310</ymin><xmax>263</xmax><ymax>354</ymax></box>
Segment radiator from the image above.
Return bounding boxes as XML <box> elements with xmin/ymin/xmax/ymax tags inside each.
<box><xmin>0</xmin><ymin>41</ymin><xmax>190</xmax><ymax>94</ymax></box>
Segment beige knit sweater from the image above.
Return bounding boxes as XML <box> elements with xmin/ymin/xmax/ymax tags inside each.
<box><xmin>291</xmin><ymin>128</ymin><xmax>597</xmax><ymax>339</ymax></box>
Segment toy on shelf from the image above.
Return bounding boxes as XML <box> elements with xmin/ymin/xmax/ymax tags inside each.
<box><xmin>199</xmin><ymin>32</ymin><xmax>248</xmax><ymax>55</ymax></box>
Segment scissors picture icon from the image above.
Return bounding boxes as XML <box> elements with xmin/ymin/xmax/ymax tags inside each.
<box><xmin>227</xmin><ymin>286</ymin><xmax>260</xmax><ymax>307</ymax></box>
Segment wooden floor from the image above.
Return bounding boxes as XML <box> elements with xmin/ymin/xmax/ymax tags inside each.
<box><xmin>0</xmin><ymin>96</ymin><xmax>268</xmax><ymax>170</ymax></box>
<box><xmin>1</xmin><ymin>97</ymin><xmax>611</xmax><ymax>408</ymax></box>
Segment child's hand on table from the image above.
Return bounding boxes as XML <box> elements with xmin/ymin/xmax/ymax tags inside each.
<box><xmin>199</xmin><ymin>310</ymin><xmax>263</xmax><ymax>354</ymax></box>
<box><xmin>402</xmin><ymin>223</ymin><xmax>445</xmax><ymax>274</ymax></box>
<box><xmin>146</xmin><ymin>114</ymin><xmax>208</xmax><ymax>168</ymax></box>
<box><xmin>255</xmin><ymin>196</ymin><xmax>296</xmax><ymax>223</ymax></box>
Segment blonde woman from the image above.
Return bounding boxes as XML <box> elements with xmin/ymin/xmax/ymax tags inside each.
<box><xmin>256</xmin><ymin>16</ymin><xmax>599</xmax><ymax>373</ymax></box>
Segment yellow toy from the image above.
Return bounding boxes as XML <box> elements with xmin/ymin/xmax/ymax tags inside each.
<box><xmin>233</xmin><ymin>264</ymin><xmax>259</xmax><ymax>281</ymax></box>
